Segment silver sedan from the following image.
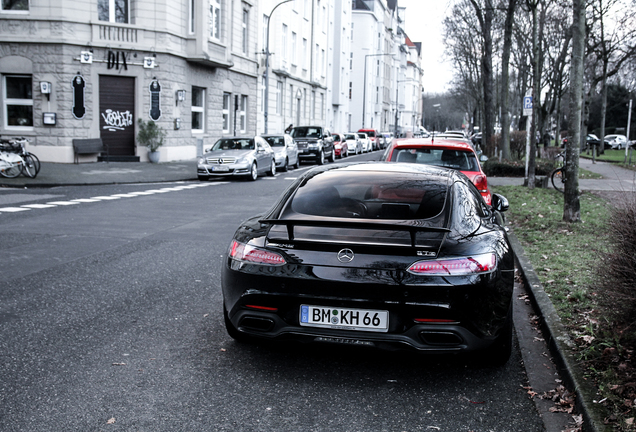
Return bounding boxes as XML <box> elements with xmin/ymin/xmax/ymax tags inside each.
<box><xmin>197</xmin><ymin>136</ymin><xmax>276</xmax><ymax>181</ymax></box>
<box><xmin>263</xmin><ymin>134</ymin><xmax>299</xmax><ymax>172</ymax></box>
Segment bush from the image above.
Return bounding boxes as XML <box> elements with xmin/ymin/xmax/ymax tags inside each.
<box><xmin>482</xmin><ymin>159</ymin><xmax>554</xmax><ymax>177</ymax></box>
<box><xmin>598</xmin><ymin>194</ymin><xmax>636</xmax><ymax>325</ymax></box>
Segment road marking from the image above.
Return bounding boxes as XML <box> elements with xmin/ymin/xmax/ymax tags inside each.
<box><xmin>0</xmin><ymin>207</ymin><xmax>31</xmax><ymax>212</ymax></box>
<box><xmin>1</xmin><ymin>181</ymin><xmax>229</xmax><ymax>215</ymax></box>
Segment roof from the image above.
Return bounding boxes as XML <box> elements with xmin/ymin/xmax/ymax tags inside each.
<box><xmin>391</xmin><ymin>137</ymin><xmax>476</xmax><ymax>152</ymax></box>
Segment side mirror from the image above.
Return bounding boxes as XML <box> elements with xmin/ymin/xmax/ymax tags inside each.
<box><xmin>491</xmin><ymin>193</ymin><xmax>509</xmax><ymax>213</ymax></box>
<box><xmin>203</xmin><ymin>148</ymin><xmax>211</xmax><ymax>153</ymax></box>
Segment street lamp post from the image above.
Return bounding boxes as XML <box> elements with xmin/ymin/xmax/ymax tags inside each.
<box><xmin>362</xmin><ymin>53</ymin><xmax>393</xmax><ymax>129</ymax></box>
<box><xmin>264</xmin><ymin>0</ymin><xmax>293</xmax><ymax>134</ymax></box>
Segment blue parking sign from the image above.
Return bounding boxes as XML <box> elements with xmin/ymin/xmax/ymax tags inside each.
<box><xmin>523</xmin><ymin>96</ymin><xmax>533</xmax><ymax>109</ymax></box>
<box><xmin>523</xmin><ymin>96</ymin><xmax>533</xmax><ymax>116</ymax></box>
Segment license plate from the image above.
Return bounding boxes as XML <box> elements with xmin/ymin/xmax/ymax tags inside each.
<box><xmin>211</xmin><ymin>165</ymin><xmax>230</xmax><ymax>172</ymax></box>
<box><xmin>300</xmin><ymin>305</ymin><xmax>388</xmax><ymax>332</ymax></box>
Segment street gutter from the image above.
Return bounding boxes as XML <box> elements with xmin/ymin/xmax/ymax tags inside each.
<box><xmin>508</xmin><ymin>230</ymin><xmax>610</xmax><ymax>432</ymax></box>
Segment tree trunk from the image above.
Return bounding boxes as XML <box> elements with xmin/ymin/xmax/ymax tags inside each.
<box><xmin>500</xmin><ymin>0</ymin><xmax>517</xmax><ymax>160</ymax></box>
<box><xmin>564</xmin><ymin>0</ymin><xmax>584</xmax><ymax>223</ymax></box>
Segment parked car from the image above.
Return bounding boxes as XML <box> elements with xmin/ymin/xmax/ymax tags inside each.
<box><xmin>197</xmin><ymin>136</ymin><xmax>275</xmax><ymax>181</ymax></box>
<box><xmin>344</xmin><ymin>133</ymin><xmax>362</xmax><ymax>155</ymax></box>
<box><xmin>604</xmin><ymin>134</ymin><xmax>628</xmax><ymax>150</ymax></box>
<box><xmin>332</xmin><ymin>133</ymin><xmax>349</xmax><ymax>158</ymax></box>
<box><xmin>263</xmin><ymin>134</ymin><xmax>299</xmax><ymax>172</ymax></box>
<box><xmin>289</xmin><ymin>125</ymin><xmax>335</xmax><ymax>165</ymax></box>
<box><xmin>381</xmin><ymin>137</ymin><xmax>492</xmax><ymax>205</ymax></box>
<box><xmin>380</xmin><ymin>132</ymin><xmax>394</xmax><ymax>148</ymax></box>
<box><xmin>358</xmin><ymin>128</ymin><xmax>381</xmax><ymax>150</ymax></box>
<box><xmin>222</xmin><ymin>162</ymin><xmax>514</xmax><ymax>364</ymax></box>
<box><xmin>355</xmin><ymin>132</ymin><xmax>371</xmax><ymax>153</ymax></box>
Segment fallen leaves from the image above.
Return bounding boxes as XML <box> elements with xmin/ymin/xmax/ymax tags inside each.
<box><xmin>107</xmin><ymin>417</ymin><xmax>115</xmax><ymax>424</ymax></box>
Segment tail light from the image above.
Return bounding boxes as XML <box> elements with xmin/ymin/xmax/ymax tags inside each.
<box><xmin>407</xmin><ymin>253</ymin><xmax>496</xmax><ymax>276</ymax></box>
<box><xmin>473</xmin><ymin>174</ymin><xmax>488</xmax><ymax>193</ymax></box>
<box><xmin>230</xmin><ymin>240</ymin><xmax>286</xmax><ymax>266</ymax></box>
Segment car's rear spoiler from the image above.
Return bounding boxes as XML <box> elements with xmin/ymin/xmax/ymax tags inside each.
<box><xmin>259</xmin><ymin>218</ymin><xmax>450</xmax><ymax>248</ymax></box>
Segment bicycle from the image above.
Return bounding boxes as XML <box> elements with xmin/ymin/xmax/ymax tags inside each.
<box><xmin>550</xmin><ymin>151</ymin><xmax>565</xmax><ymax>193</ymax></box>
<box><xmin>0</xmin><ymin>137</ymin><xmax>40</xmax><ymax>178</ymax></box>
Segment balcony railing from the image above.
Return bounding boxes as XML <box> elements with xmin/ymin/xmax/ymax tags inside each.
<box><xmin>98</xmin><ymin>25</ymin><xmax>138</xmax><ymax>43</ymax></box>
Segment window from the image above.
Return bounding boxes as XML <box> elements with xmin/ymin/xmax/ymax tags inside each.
<box><xmin>98</xmin><ymin>0</ymin><xmax>128</xmax><ymax>23</ymax></box>
<box><xmin>242</xmin><ymin>8</ymin><xmax>248</xmax><ymax>54</ymax></box>
<box><xmin>320</xmin><ymin>93</ymin><xmax>324</xmax><ymax>119</ymax></box>
<box><xmin>289</xmin><ymin>84</ymin><xmax>293</xmax><ymax>117</ymax></box>
<box><xmin>281</xmin><ymin>24</ymin><xmax>288</xmax><ymax>68</ymax></box>
<box><xmin>2</xmin><ymin>0</ymin><xmax>28</xmax><ymax>11</ymax></box>
<box><xmin>189</xmin><ymin>0</ymin><xmax>195</xmax><ymax>33</ymax></box>
<box><xmin>261</xmin><ymin>76</ymin><xmax>266</xmax><ymax>112</ymax></box>
<box><xmin>239</xmin><ymin>95</ymin><xmax>247</xmax><ymax>133</ymax></box>
<box><xmin>311</xmin><ymin>90</ymin><xmax>315</xmax><ymax>119</ymax></box>
<box><xmin>209</xmin><ymin>0</ymin><xmax>221</xmax><ymax>41</ymax></box>
<box><xmin>3</xmin><ymin>75</ymin><xmax>33</xmax><ymax>129</ymax></box>
<box><xmin>262</xmin><ymin>14</ymin><xmax>268</xmax><ymax>51</ymax></box>
<box><xmin>349</xmin><ymin>52</ymin><xmax>353</xmax><ymax>70</ymax></box>
<box><xmin>302</xmin><ymin>38</ymin><xmax>308</xmax><ymax>71</ymax></box>
<box><xmin>291</xmin><ymin>32</ymin><xmax>297</xmax><ymax>66</ymax></box>
<box><xmin>349</xmin><ymin>82</ymin><xmax>352</xmax><ymax>100</ymax></box>
<box><xmin>192</xmin><ymin>87</ymin><xmax>205</xmax><ymax>133</ymax></box>
<box><xmin>276</xmin><ymin>81</ymin><xmax>283</xmax><ymax>114</ymax></box>
<box><xmin>222</xmin><ymin>93</ymin><xmax>231</xmax><ymax>133</ymax></box>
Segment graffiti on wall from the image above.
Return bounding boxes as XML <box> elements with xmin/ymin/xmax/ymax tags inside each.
<box><xmin>101</xmin><ymin>109</ymin><xmax>133</xmax><ymax>132</ymax></box>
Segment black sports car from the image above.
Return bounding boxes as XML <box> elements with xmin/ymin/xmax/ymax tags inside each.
<box><xmin>222</xmin><ymin>162</ymin><xmax>514</xmax><ymax>364</ymax></box>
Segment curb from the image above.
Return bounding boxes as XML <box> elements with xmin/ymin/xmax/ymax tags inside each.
<box><xmin>0</xmin><ymin>177</ymin><xmax>199</xmax><ymax>189</ymax></box>
<box><xmin>508</xmin><ymin>231</ymin><xmax>610</xmax><ymax>432</ymax></box>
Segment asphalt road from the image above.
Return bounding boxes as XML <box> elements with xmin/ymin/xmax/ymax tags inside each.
<box><xmin>1</xmin><ymin>153</ymin><xmax>548</xmax><ymax>431</ymax></box>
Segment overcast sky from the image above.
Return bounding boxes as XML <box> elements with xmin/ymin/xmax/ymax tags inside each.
<box><xmin>399</xmin><ymin>0</ymin><xmax>454</xmax><ymax>94</ymax></box>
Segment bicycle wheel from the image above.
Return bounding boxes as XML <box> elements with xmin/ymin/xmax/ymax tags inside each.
<box><xmin>0</xmin><ymin>161</ymin><xmax>23</xmax><ymax>178</ymax></box>
<box><xmin>22</xmin><ymin>154</ymin><xmax>38</xmax><ymax>178</ymax></box>
<box><xmin>550</xmin><ymin>168</ymin><xmax>565</xmax><ymax>193</ymax></box>
<box><xmin>24</xmin><ymin>153</ymin><xmax>40</xmax><ymax>177</ymax></box>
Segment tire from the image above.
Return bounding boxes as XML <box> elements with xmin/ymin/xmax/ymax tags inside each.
<box><xmin>22</xmin><ymin>154</ymin><xmax>38</xmax><ymax>178</ymax></box>
<box><xmin>317</xmin><ymin>150</ymin><xmax>325</xmax><ymax>165</ymax></box>
<box><xmin>198</xmin><ymin>175</ymin><xmax>208</xmax><ymax>181</ymax></box>
<box><xmin>267</xmin><ymin>159</ymin><xmax>276</xmax><ymax>176</ymax></box>
<box><xmin>0</xmin><ymin>161</ymin><xmax>22</xmax><ymax>178</ymax></box>
<box><xmin>328</xmin><ymin>149</ymin><xmax>335</xmax><ymax>163</ymax></box>
<box><xmin>249</xmin><ymin>162</ymin><xmax>258</xmax><ymax>181</ymax></box>
<box><xmin>281</xmin><ymin>157</ymin><xmax>288</xmax><ymax>172</ymax></box>
<box><xmin>550</xmin><ymin>168</ymin><xmax>565</xmax><ymax>193</ymax></box>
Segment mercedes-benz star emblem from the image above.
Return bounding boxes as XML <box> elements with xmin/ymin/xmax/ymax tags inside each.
<box><xmin>337</xmin><ymin>248</ymin><xmax>355</xmax><ymax>263</ymax></box>
<box><xmin>217</xmin><ymin>158</ymin><xmax>224</xmax><ymax>164</ymax></box>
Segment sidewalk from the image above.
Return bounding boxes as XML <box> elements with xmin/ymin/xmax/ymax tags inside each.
<box><xmin>0</xmin><ymin>160</ymin><xmax>198</xmax><ymax>188</ymax></box>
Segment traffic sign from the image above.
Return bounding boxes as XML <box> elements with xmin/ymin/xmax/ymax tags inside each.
<box><xmin>523</xmin><ymin>96</ymin><xmax>533</xmax><ymax>116</ymax></box>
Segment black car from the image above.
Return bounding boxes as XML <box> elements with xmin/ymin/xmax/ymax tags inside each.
<box><xmin>222</xmin><ymin>162</ymin><xmax>514</xmax><ymax>364</ymax></box>
<box><xmin>289</xmin><ymin>125</ymin><xmax>335</xmax><ymax>165</ymax></box>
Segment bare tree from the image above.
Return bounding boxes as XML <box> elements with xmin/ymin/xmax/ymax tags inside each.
<box><xmin>469</xmin><ymin>0</ymin><xmax>496</xmax><ymax>155</ymax></box>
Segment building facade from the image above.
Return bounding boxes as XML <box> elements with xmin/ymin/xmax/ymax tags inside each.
<box><xmin>0</xmin><ymin>0</ymin><xmax>259</xmax><ymax>163</ymax></box>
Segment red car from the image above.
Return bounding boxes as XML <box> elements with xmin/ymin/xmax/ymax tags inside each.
<box><xmin>331</xmin><ymin>133</ymin><xmax>349</xmax><ymax>158</ymax></box>
<box><xmin>381</xmin><ymin>137</ymin><xmax>492</xmax><ymax>205</ymax></box>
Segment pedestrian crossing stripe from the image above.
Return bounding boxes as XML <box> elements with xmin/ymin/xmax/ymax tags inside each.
<box><xmin>0</xmin><ymin>181</ymin><xmax>227</xmax><ymax>214</ymax></box>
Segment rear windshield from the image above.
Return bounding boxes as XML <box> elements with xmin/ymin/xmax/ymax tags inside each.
<box><xmin>362</xmin><ymin>131</ymin><xmax>376</xmax><ymax>137</ymax></box>
<box><xmin>344</xmin><ymin>134</ymin><xmax>357</xmax><ymax>140</ymax></box>
<box><xmin>290</xmin><ymin>127</ymin><xmax>322</xmax><ymax>138</ymax></box>
<box><xmin>264</xmin><ymin>136</ymin><xmax>285</xmax><ymax>147</ymax></box>
<box><xmin>284</xmin><ymin>171</ymin><xmax>448</xmax><ymax>220</ymax></box>
<box><xmin>212</xmin><ymin>138</ymin><xmax>254</xmax><ymax>151</ymax></box>
<box><xmin>390</xmin><ymin>148</ymin><xmax>479</xmax><ymax>171</ymax></box>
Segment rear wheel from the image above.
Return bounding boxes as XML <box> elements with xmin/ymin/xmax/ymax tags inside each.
<box><xmin>550</xmin><ymin>168</ymin><xmax>565</xmax><ymax>193</ymax></box>
<box><xmin>267</xmin><ymin>159</ymin><xmax>276</xmax><ymax>176</ymax></box>
<box><xmin>328</xmin><ymin>149</ymin><xmax>335</xmax><ymax>163</ymax></box>
<box><xmin>317</xmin><ymin>150</ymin><xmax>325</xmax><ymax>165</ymax></box>
<box><xmin>22</xmin><ymin>154</ymin><xmax>39</xmax><ymax>178</ymax></box>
